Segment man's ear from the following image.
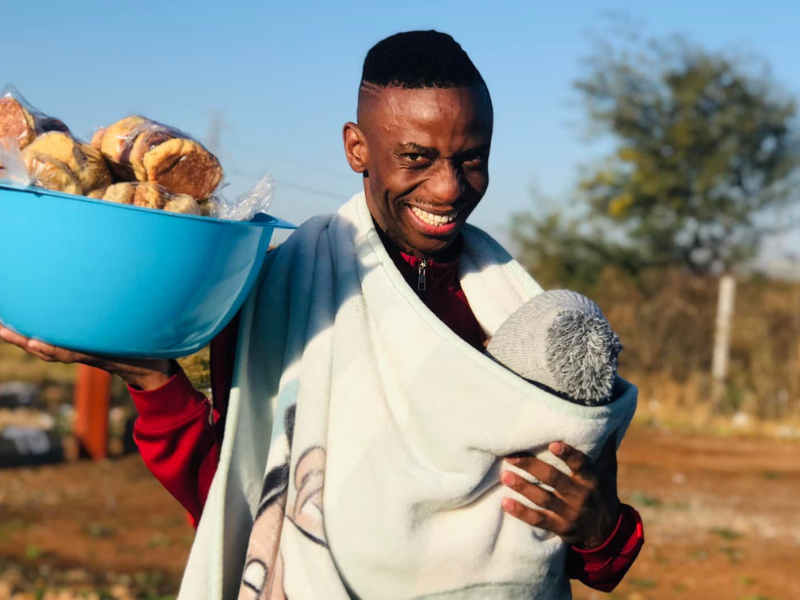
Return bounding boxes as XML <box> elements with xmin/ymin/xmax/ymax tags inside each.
<box><xmin>343</xmin><ymin>122</ymin><xmax>368</xmax><ymax>174</ymax></box>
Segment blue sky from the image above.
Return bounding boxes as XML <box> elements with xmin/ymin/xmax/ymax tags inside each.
<box><xmin>5</xmin><ymin>0</ymin><xmax>799</xmax><ymax>257</ymax></box>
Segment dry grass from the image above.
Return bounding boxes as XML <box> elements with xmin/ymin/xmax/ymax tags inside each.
<box><xmin>0</xmin><ymin>342</ymin><xmax>76</xmax><ymax>386</ymax></box>
<box><xmin>584</xmin><ymin>267</ymin><xmax>800</xmax><ymax>427</ymax></box>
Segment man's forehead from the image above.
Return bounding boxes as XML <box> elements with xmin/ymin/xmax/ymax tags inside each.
<box><xmin>358</xmin><ymin>84</ymin><xmax>493</xmax><ymax>135</ymax></box>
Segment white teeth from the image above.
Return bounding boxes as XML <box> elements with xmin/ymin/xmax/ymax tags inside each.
<box><xmin>411</xmin><ymin>206</ymin><xmax>458</xmax><ymax>227</ymax></box>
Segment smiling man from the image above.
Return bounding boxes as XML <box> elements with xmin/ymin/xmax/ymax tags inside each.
<box><xmin>349</xmin><ymin>79</ymin><xmax>492</xmax><ymax>259</ymax></box>
<box><xmin>0</xmin><ymin>31</ymin><xmax>643</xmax><ymax>599</ymax></box>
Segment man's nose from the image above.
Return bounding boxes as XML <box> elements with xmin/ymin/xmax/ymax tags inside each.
<box><xmin>428</xmin><ymin>162</ymin><xmax>466</xmax><ymax>204</ymax></box>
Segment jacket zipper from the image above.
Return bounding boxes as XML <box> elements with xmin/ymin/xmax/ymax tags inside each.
<box><xmin>207</xmin><ymin>395</ymin><xmax>216</xmax><ymax>426</ymax></box>
<box><xmin>417</xmin><ymin>260</ymin><xmax>428</xmax><ymax>291</ymax></box>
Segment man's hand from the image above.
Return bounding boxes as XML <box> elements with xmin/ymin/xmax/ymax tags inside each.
<box><xmin>500</xmin><ymin>434</ymin><xmax>620</xmax><ymax>549</ymax></box>
<box><xmin>0</xmin><ymin>326</ymin><xmax>175</xmax><ymax>391</ymax></box>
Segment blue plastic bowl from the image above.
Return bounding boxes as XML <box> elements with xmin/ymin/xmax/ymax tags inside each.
<box><xmin>0</xmin><ymin>182</ymin><xmax>293</xmax><ymax>358</ymax></box>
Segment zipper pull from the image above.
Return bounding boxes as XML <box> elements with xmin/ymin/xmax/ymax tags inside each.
<box><xmin>207</xmin><ymin>395</ymin><xmax>216</xmax><ymax>426</ymax></box>
<box><xmin>417</xmin><ymin>259</ymin><xmax>428</xmax><ymax>291</ymax></box>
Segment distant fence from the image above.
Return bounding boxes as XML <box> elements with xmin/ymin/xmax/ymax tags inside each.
<box><xmin>583</xmin><ymin>267</ymin><xmax>800</xmax><ymax>421</ymax></box>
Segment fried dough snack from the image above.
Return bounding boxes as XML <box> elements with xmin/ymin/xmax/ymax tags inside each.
<box><xmin>88</xmin><ymin>182</ymin><xmax>201</xmax><ymax>215</ymax></box>
<box><xmin>92</xmin><ymin>116</ymin><xmax>223</xmax><ymax>199</ymax></box>
<box><xmin>87</xmin><ymin>182</ymin><xmax>135</xmax><ymax>203</ymax></box>
<box><xmin>0</xmin><ymin>96</ymin><xmax>69</xmax><ymax>151</ymax></box>
<box><xmin>22</xmin><ymin>132</ymin><xmax>112</xmax><ymax>195</ymax></box>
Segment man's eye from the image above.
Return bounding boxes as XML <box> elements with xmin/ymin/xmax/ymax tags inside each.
<box><xmin>401</xmin><ymin>154</ymin><xmax>432</xmax><ymax>168</ymax></box>
<box><xmin>463</xmin><ymin>154</ymin><xmax>486</xmax><ymax>166</ymax></box>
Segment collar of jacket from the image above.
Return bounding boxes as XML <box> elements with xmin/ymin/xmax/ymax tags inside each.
<box><xmin>373</xmin><ymin>220</ymin><xmax>464</xmax><ymax>293</ymax></box>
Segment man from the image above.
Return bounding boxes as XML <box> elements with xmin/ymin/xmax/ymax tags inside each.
<box><xmin>1</xmin><ymin>31</ymin><xmax>643</xmax><ymax>599</ymax></box>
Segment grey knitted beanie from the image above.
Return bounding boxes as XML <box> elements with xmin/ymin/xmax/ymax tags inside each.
<box><xmin>485</xmin><ymin>290</ymin><xmax>622</xmax><ymax>406</ymax></box>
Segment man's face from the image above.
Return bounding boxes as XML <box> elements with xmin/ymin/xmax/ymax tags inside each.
<box><xmin>345</xmin><ymin>85</ymin><xmax>493</xmax><ymax>259</ymax></box>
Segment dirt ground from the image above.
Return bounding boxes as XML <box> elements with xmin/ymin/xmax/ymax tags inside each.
<box><xmin>0</xmin><ymin>425</ymin><xmax>797</xmax><ymax>600</ymax></box>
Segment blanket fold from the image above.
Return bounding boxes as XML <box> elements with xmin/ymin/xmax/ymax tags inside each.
<box><xmin>178</xmin><ymin>192</ymin><xmax>638</xmax><ymax>600</ymax></box>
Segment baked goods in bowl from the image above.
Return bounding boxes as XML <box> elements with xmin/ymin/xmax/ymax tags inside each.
<box><xmin>92</xmin><ymin>116</ymin><xmax>223</xmax><ymax>199</ymax></box>
<box><xmin>22</xmin><ymin>132</ymin><xmax>112</xmax><ymax>195</ymax></box>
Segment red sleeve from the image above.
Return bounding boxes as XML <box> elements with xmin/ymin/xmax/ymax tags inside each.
<box><xmin>130</xmin><ymin>370</ymin><xmax>219</xmax><ymax>526</ymax></box>
<box><xmin>566</xmin><ymin>504</ymin><xmax>645</xmax><ymax>592</ymax></box>
<box><xmin>128</xmin><ymin>313</ymin><xmax>241</xmax><ymax>527</ymax></box>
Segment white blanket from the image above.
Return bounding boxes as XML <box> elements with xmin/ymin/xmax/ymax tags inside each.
<box><xmin>178</xmin><ymin>192</ymin><xmax>638</xmax><ymax>600</ymax></box>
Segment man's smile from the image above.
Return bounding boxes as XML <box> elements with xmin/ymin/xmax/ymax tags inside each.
<box><xmin>409</xmin><ymin>205</ymin><xmax>458</xmax><ymax>224</ymax></box>
<box><xmin>405</xmin><ymin>204</ymin><xmax>461</xmax><ymax>236</ymax></box>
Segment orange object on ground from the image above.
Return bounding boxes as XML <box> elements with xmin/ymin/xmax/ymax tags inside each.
<box><xmin>73</xmin><ymin>364</ymin><xmax>111</xmax><ymax>459</ymax></box>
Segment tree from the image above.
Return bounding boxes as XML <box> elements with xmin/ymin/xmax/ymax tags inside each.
<box><xmin>510</xmin><ymin>207</ymin><xmax>644</xmax><ymax>293</ymax></box>
<box><xmin>514</xmin><ymin>29</ymin><xmax>800</xmax><ymax>279</ymax></box>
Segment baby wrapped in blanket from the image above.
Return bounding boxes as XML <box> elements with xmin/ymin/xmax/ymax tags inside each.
<box><xmin>486</xmin><ymin>289</ymin><xmax>623</xmax><ymax>407</ymax></box>
<box><xmin>236</xmin><ymin>289</ymin><xmax>628</xmax><ymax>600</ymax></box>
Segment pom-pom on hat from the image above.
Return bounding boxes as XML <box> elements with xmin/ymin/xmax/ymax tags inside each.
<box><xmin>486</xmin><ymin>290</ymin><xmax>622</xmax><ymax>406</ymax></box>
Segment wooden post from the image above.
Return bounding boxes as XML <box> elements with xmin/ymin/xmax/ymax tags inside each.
<box><xmin>73</xmin><ymin>364</ymin><xmax>112</xmax><ymax>460</ymax></box>
<box><xmin>795</xmin><ymin>282</ymin><xmax>800</xmax><ymax>419</ymax></box>
<box><xmin>712</xmin><ymin>274</ymin><xmax>737</xmax><ymax>410</ymax></box>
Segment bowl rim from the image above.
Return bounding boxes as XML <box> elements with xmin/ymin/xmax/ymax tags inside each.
<box><xmin>0</xmin><ymin>180</ymin><xmax>295</xmax><ymax>230</ymax></box>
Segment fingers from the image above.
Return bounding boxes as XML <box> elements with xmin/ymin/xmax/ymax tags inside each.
<box><xmin>0</xmin><ymin>327</ymin><xmax>53</xmax><ymax>362</ymax></box>
<box><xmin>0</xmin><ymin>326</ymin><xmax>28</xmax><ymax>348</ymax></box>
<box><xmin>0</xmin><ymin>327</ymin><xmax>174</xmax><ymax>388</ymax></box>
<box><xmin>500</xmin><ymin>470</ymin><xmax>565</xmax><ymax>514</ymax></box>
<box><xmin>501</xmin><ymin>497</ymin><xmax>564</xmax><ymax>536</ymax></box>
<box><xmin>502</xmin><ymin>440</ymin><xmax>622</xmax><ymax>546</ymax></box>
<box><xmin>505</xmin><ymin>454</ymin><xmax>573</xmax><ymax>495</ymax></box>
<box><xmin>548</xmin><ymin>441</ymin><xmax>591</xmax><ymax>476</ymax></box>
<box><xmin>0</xmin><ymin>326</ymin><xmax>83</xmax><ymax>365</ymax></box>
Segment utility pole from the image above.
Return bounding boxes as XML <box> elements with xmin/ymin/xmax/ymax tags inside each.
<box><xmin>73</xmin><ymin>364</ymin><xmax>112</xmax><ymax>460</ymax></box>
<box><xmin>712</xmin><ymin>274</ymin><xmax>737</xmax><ymax>411</ymax></box>
<box><xmin>206</xmin><ymin>111</ymin><xmax>223</xmax><ymax>156</ymax></box>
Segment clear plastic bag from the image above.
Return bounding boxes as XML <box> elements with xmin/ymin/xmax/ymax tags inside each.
<box><xmin>90</xmin><ymin>114</ymin><xmax>273</xmax><ymax>219</ymax></box>
<box><xmin>22</xmin><ymin>131</ymin><xmax>112</xmax><ymax>195</ymax></box>
<box><xmin>0</xmin><ymin>84</ymin><xmax>69</xmax><ymax>151</ymax></box>
<box><xmin>0</xmin><ymin>86</ymin><xmax>275</xmax><ymax>221</ymax></box>
<box><xmin>0</xmin><ymin>129</ymin><xmax>115</xmax><ymax>196</ymax></box>
<box><xmin>87</xmin><ymin>182</ymin><xmax>205</xmax><ymax>215</ymax></box>
<box><xmin>0</xmin><ymin>86</ymin><xmax>110</xmax><ymax>195</ymax></box>
<box><xmin>91</xmin><ymin>116</ymin><xmax>223</xmax><ymax>200</ymax></box>
<box><xmin>86</xmin><ymin>179</ymin><xmax>274</xmax><ymax>220</ymax></box>
<box><xmin>0</xmin><ymin>84</ymin><xmax>69</xmax><ymax>187</ymax></box>
<box><xmin>0</xmin><ymin>139</ymin><xmax>32</xmax><ymax>187</ymax></box>
<box><xmin>210</xmin><ymin>172</ymin><xmax>274</xmax><ymax>220</ymax></box>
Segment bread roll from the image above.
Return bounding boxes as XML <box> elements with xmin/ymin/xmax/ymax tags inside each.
<box><xmin>22</xmin><ymin>132</ymin><xmax>112</xmax><ymax>194</ymax></box>
<box><xmin>22</xmin><ymin>153</ymin><xmax>82</xmax><ymax>195</ymax></box>
<box><xmin>104</xmin><ymin>182</ymin><xmax>136</xmax><ymax>204</ymax></box>
<box><xmin>88</xmin><ymin>182</ymin><xmax>136</xmax><ymax>204</ymax></box>
<box><xmin>90</xmin><ymin>128</ymin><xmax>107</xmax><ymax>153</ymax></box>
<box><xmin>164</xmin><ymin>195</ymin><xmax>201</xmax><ymax>215</ymax></box>
<box><xmin>89</xmin><ymin>182</ymin><xmax>199</xmax><ymax>216</ymax></box>
<box><xmin>93</xmin><ymin>116</ymin><xmax>223</xmax><ymax>199</ymax></box>
<box><xmin>133</xmin><ymin>182</ymin><xmax>168</xmax><ymax>210</ymax></box>
<box><xmin>0</xmin><ymin>97</ymin><xmax>69</xmax><ymax>151</ymax></box>
<box><xmin>141</xmin><ymin>137</ymin><xmax>222</xmax><ymax>199</ymax></box>
<box><xmin>129</xmin><ymin>127</ymin><xmax>174</xmax><ymax>182</ymax></box>
<box><xmin>92</xmin><ymin>116</ymin><xmax>147</xmax><ymax>180</ymax></box>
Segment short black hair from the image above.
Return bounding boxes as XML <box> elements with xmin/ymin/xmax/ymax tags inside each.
<box><xmin>361</xmin><ymin>30</ymin><xmax>485</xmax><ymax>90</ymax></box>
